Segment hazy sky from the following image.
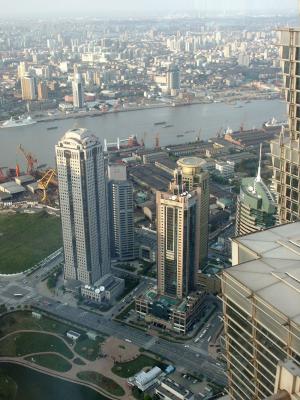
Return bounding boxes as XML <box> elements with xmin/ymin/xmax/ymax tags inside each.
<box><xmin>0</xmin><ymin>0</ymin><xmax>298</xmax><ymax>17</ymax></box>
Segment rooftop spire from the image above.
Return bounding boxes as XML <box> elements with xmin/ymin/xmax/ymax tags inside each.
<box><xmin>255</xmin><ymin>143</ymin><xmax>262</xmax><ymax>184</ymax></box>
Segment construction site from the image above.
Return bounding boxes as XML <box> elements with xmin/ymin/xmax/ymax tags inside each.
<box><xmin>0</xmin><ymin>144</ymin><xmax>59</xmax><ymax>206</ymax></box>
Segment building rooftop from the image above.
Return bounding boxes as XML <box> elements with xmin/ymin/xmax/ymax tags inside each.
<box><xmin>240</xmin><ymin>177</ymin><xmax>276</xmax><ymax>213</ymax></box>
<box><xmin>230</xmin><ymin>222</ymin><xmax>300</xmax><ymax>326</ymax></box>
<box><xmin>177</xmin><ymin>156</ymin><xmax>206</xmax><ymax>167</ymax></box>
<box><xmin>58</xmin><ymin>128</ymin><xmax>100</xmax><ymax>150</ymax></box>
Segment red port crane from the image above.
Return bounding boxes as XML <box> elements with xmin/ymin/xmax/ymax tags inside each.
<box><xmin>18</xmin><ymin>144</ymin><xmax>38</xmax><ymax>175</ymax></box>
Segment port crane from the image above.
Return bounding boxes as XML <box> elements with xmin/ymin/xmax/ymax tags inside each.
<box><xmin>37</xmin><ymin>169</ymin><xmax>57</xmax><ymax>203</ymax></box>
<box><xmin>0</xmin><ymin>167</ymin><xmax>7</xmax><ymax>183</ymax></box>
<box><xmin>18</xmin><ymin>144</ymin><xmax>38</xmax><ymax>175</ymax></box>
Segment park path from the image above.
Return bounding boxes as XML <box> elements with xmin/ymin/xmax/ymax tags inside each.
<box><xmin>0</xmin><ymin>329</ymin><xmax>135</xmax><ymax>400</ymax></box>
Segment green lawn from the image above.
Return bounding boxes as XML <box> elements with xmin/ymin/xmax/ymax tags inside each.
<box><xmin>0</xmin><ymin>312</ymin><xmax>74</xmax><ymax>337</ymax></box>
<box><xmin>77</xmin><ymin>371</ymin><xmax>125</xmax><ymax>397</ymax></box>
<box><xmin>0</xmin><ymin>212</ymin><xmax>62</xmax><ymax>274</ymax></box>
<box><xmin>0</xmin><ymin>332</ymin><xmax>73</xmax><ymax>359</ymax></box>
<box><xmin>112</xmin><ymin>355</ymin><xmax>165</xmax><ymax>378</ymax></box>
<box><xmin>74</xmin><ymin>336</ymin><xmax>104</xmax><ymax>361</ymax></box>
<box><xmin>25</xmin><ymin>354</ymin><xmax>72</xmax><ymax>372</ymax></box>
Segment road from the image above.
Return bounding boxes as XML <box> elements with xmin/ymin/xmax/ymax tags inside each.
<box><xmin>31</xmin><ymin>296</ymin><xmax>226</xmax><ymax>386</ymax></box>
<box><xmin>0</xmin><ymin>254</ymin><xmax>227</xmax><ymax>387</ymax></box>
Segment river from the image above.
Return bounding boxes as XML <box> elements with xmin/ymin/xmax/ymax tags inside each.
<box><xmin>0</xmin><ymin>362</ymin><xmax>107</xmax><ymax>400</ymax></box>
<box><xmin>0</xmin><ymin>99</ymin><xmax>286</xmax><ymax>168</ymax></box>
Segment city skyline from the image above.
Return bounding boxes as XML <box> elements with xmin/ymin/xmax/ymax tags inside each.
<box><xmin>0</xmin><ymin>0</ymin><xmax>298</xmax><ymax>17</ymax></box>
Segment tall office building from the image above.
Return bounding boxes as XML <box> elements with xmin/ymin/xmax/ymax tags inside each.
<box><xmin>221</xmin><ymin>223</ymin><xmax>300</xmax><ymax>400</ymax></box>
<box><xmin>18</xmin><ymin>61</ymin><xmax>28</xmax><ymax>78</ymax></box>
<box><xmin>21</xmin><ymin>74</ymin><xmax>37</xmax><ymax>100</ymax></box>
<box><xmin>72</xmin><ymin>73</ymin><xmax>84</xmax><ymax>108</ymax></box>
<box><xmin>108</xmin><ymin>164</ymin><xmax>135</xmax><ymax>261</ymax></box>
<box><xmin>37</xmin><ymin>81</ymin><xmax>48</xmax><ymax>100</ymax></box>
<box><xmin>55</xmin><ymin>128</ymin><xmax>110</xmax><ymax>285</ymax></box>
<box><xmin>156</xmin><ymin>157</ymin><xmax>209</xmax><ymax>299</ymax></box>
<box><xmin>167</xmin><ymin>64</ymin><xmax>180</xmax><ymax>95</ymax></box>
<box><xmin>271</xmin><ymin>28</ymin><xmax>300</xmax><ymax>223</ymax></box>
<box><xmin>236</xmin><ymin>147</ymin><xmax>276</xmax><ymax>236</ymax></box>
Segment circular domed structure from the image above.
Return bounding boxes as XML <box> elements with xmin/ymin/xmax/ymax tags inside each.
<box><xmin>177</xmin><ymin>157</ymin><xmax>206</xmax><ymax>175</ymax></box>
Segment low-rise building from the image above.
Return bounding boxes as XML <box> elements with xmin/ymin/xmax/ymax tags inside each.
<box><xmin>135</xmin><ymin>228</ymin><xmax>157</xmax><ymax>263</ymax></box>
<box><xmin>66</xmin><ymin>330</ymin><xmax>81</xmax><ymax>341</ymax></box>
<box><xmin>135</xmin><ymin>288</ymin><xmax>205</xmax><ymax>335</ymax></box>
<box><xmin>0</xmin><ymin>181</ymin><xmax>26</xmax><ymax>196</ymax></box>
<box><xmin>81</xmin><ymin>274</ymin><xmax>124</xmax><ymax>303</ymax></box>
<box><xmin>215</xmin><ymin>161</ymin><xmax>235</xmax><ymax>179</ymax></box>
<box><xmin>155</xmin><ymin>378</ymin><xmax>194</xmax><ymax>400</ymax></box>
<box><xmin>128</xmin><ymin>366</ymin><xmax>162</xmax><ymax>391</ymax></box>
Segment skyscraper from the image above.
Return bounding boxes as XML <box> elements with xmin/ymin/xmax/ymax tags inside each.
<box><xmin>21</xmin><ymin>74</ymin><xmax>37</xmax><ymax>100</ymax></box>
<box><xmin>167</xmin><ymin>64</ymin><xmax>180</xmax><ymax>95</ymax></box>
<box><xmin>55</xmin><ymin>128</ymin><xmax>110</xmax><ymax>285</ymax></box>
<box><xmin>37</xmin><ymin>81</ymin><xmax>48</xmax><ymax>100</ymax></box>
<box><xmin>271</xmin><ymin>28</ymin><xmax>300</xmax><ymax>223</ymax></box>
<box><xmin>108</xmin><ymin>164</ymin><xmax>135</xmax><ymax>261</ymax></box>
<box><xmin>236</xmin><ymin>146</ymin><xmax>276</xmax><ymax>236</ymax></box>
<box><xmin>72</xmin><ymin>73</ymin><xmax>84</xmax><ymax>108</ymax></box>
<box><xmin>156</xmin><ymin>157</ymin><xmax>209</xmax><ymax>299</ymax></box>
<box><xmin>221</xmin><ymin>223</ymin><xmax>300</xmax><ymax>399</ymax></box>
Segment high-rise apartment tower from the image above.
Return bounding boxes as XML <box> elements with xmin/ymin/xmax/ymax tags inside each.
<box><xmin>108</xmin><ymin>164</ymin><xmax>135</xmax><ymax>261</ymax></box>
<box><xmin>72</xmin><ymin>73</ymin><xmax>84</xmax><ymax>108</ymax></box>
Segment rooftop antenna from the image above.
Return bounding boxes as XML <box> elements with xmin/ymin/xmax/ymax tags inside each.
<box><xmin>255</xmin><ymin>143</ymin><xmax>262</xmax><ymax>184</ymax></box>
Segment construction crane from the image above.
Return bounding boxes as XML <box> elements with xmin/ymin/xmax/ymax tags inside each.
<box><xmin>18</xmin><ymin>144</ymin><xmax>38</xmax><ymax>175</ymax></box>
<box><xmin>0</xmin><ymin>167</ymin><xmax>7</xmax><ymax>183</ymax></box>
<box><xmin>37</xmin><ymin>169</ymin><xmax>57</xmax><ymax>203</ymax></box>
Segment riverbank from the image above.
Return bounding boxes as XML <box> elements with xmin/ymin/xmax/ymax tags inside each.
<box><xmin>0</xmin><ymin>98</ymin><xmax>286</xmax><ymax>167</ymax></box>
<box><xmin>33</xmin><ymin>93</ymin><xmax>280</xmax><ymax>124</ymax></box>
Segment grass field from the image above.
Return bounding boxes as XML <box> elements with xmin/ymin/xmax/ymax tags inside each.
<box><xmin>77</xmin><ymin>371</ymin><xmax>125</xmax><ymax>397</ymax></box>
<box><xmin>111</xmin><ymin>355</ymin><xmax>165</xmax><ymax>378</ymax></box>
<box><xmin>0</xmin><ymin>312</ymin><xmax>73</xmax><ymax>337</ymax></box>
<box><xmin>0</xmin><ymin>212</ymin><xmax>62</xmax><ymax>274</ymax></box>
<box><xmin>0</xmin><ymin>332</ymin><xmax>73</xmax><ymax>359</ymax></box>
<box><xmin>25</xmin><ymin>354</ymin><xmax>72</xmax><ymax>372</ymax></box>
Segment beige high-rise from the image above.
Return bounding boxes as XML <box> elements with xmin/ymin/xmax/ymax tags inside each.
<box><xmin>221</xmin><ymin>223</ymin><xmax>300</xmax><ymax>400</ymax></box>
<box><xmin>21</xmin><ymin>75</ymin><xmax>36</xmax><ymax>100</ymax></box>
<box><xmin>271</xmin><ymin>28</ymin><xmax>300</xmax><ymax>223</ymax></box>
<box><xmin>156</xmin><ymin>157</ymin><xmax>209</xmax><ymax>299</ymax></box>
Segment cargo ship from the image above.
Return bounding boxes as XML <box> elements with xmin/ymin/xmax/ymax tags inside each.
<box><xmin>263</xmin><ymin>117</ymin><xmax>288</xmax><ymax>128</ymax></box>
<box><xmin>1</xmin><ymin>116</ymin><xmax>36</xmax><ymax>128</ymax></box>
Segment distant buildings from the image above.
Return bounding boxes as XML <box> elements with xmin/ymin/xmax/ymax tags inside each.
<box><xmin>271</xmin><ymin>28</ymin><xmax>300</xmax><ymax>223</ymax></box>
<box><xmin>108</xmin><ymin>164</ymin><xmax>135</xmax><ymax>261</ymax></box>
<box><xmin>55</xmin><ymin>128</ymin><xmax>110</xmax><ymax>285</ymax></box>
<box><xmin>167</xmin><ymin>64</ymin><xmax>180</xmax><ymax>96</ymax></box>
<box><xmin>156</xmin><ymin>157</ymin><xmax>209</xmax><ymax>299</ymax></box>
<box><xmin>235</xmin><ymin>147</ymin><xmax>276</xmax><ymax>236</ymax></box>
<box><xmin>21</xmin><ymin>74</ymin><xmax>37</xmax><ymax>100</ymax></box>
<box><xmin>221</xmin><ymin>223</ymin><xmax>300</xmax><ymax>399</ymax></box>
<box><xmin>72</xmin><ymin>73</ymin><xmax>84</xmax><ymax>108</ymax></box>
<box><xmin>37</xmin><ymin>81</ymin><xmax>48</xmax><ymax>100</ymax></box>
